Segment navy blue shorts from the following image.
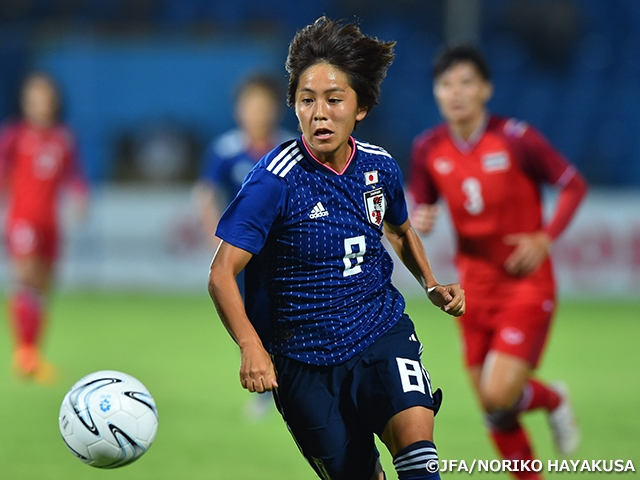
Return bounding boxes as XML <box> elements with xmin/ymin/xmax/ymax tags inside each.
<box><xmin>273</xmin><ymin>314</ymin><xmax>442</xmax><ymax>480</ymax></box>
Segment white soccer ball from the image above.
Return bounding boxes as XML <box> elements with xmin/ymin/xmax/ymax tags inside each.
<box><xmin>58</xmin><ymin>370</ymin><xmax>158</xmax><ymax>468</ymax></box>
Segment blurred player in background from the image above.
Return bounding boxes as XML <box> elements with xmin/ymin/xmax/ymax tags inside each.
<box><xmin>409</xmin><ymin>45</ymin><xmax>587</xmax><ymax>478</ymax></box>
<box><xmin>209</xmin><ymin>16</ymin><xmax>465</xmax><ymax>480</ymax></box>
<box><xmin>194</xmin><ymin>72</ymin><xmax>294</xmax><ymax>251</ymax></box>
<box><xmin>0</xmin><ymin>72</ymin><xmax>88</xmax><ymax>383</ymax></box>
<box><xmin>194</xmin><ymin>72</ymin><xmax>294</xmax><ymax>418</ymax></box>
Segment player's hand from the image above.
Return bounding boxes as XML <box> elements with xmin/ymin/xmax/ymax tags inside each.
<box><xmin>239</xmin><ymin>342</ymin><xmax>278</xmax><ymax>393</ymax></box>
<box><xmin>503</xmin><ymin>231</ymin><xmax>551</xmax><ymax>276</ymax></box>
<box><xmin>427</xmin><ymin>283</ymin><xmax>466</xmax><ymax>317</ymax></box>
<box><xmin>411</xmin><ymin>204</ymin><xmax>439</xmax><ymax>234</ymax></box>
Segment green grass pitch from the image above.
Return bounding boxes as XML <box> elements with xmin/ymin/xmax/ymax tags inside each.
<box><xmin>0</xmin><ymin>292</ymin><xmax>638</xmax><ymax>479</ymax></box>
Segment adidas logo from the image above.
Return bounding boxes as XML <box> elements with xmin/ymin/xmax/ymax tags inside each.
<box><xmin>309</xmin><ymin>202</ymin><xmax>329</xmax><ymax>219</ymax></box>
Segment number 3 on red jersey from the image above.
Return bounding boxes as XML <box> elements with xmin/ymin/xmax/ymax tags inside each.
<box><xmin>461</xmin><ymin>177</ymin><xmax>484</xmax><ymax>215</ymax></box>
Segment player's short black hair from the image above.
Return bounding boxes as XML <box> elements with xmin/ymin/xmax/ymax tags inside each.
<box><xmin>432</xmin><ymin>44</ymin><xmax>492</xmax><ymax>81</ymax></box>
<box><xmin>285</xmin><ymin>16</ymin><xmax>396</xmax><ymax>117</ymax></box>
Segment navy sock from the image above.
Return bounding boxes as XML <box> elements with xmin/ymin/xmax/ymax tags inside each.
<box><xmin>393</xmin><ymin>440</ymin><xmax>440</xmax><ymax>479</ymax></box>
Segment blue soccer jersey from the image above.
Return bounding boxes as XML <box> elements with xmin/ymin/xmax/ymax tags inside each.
<box><xmin>216</xmin><ymin>136</ymin><xmax>410</xmax><ymax>366</ymax></box>
<box><xmin>200</xmin><ymin>128</ymin><xmax>295</xmax><ymax>204</ymax></box>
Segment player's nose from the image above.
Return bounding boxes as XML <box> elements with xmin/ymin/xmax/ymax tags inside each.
<box><xmin>313</xmin><ymin>101</ymin><xmax>328</xmax><ymax>121</ymax></box>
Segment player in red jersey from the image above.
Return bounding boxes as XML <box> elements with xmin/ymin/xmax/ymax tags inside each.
<box><xmin>0</xmin><ymin>72</ymin><xmax>88</xmax><ymax>382</ymax></box>
<box><xmin>409</xmin><ymin>45</ymin><xmax>587</xmax><ymax>478</ymax></box>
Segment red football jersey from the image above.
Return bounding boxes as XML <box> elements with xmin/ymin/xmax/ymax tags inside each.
<box><xmin>409</xmin><ymin>115</ymin><xmax>576</xmax><ymax>297</ymax></box>
<box><xmin>0</xmin><ymin>120</ymin><xmax>85</xmax><ymax>228</ymax></box>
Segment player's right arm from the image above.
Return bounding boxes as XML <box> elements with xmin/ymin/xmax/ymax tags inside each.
<box><xmin>0</xmin><ymin>122</ymin><xmax>17</xmax><ymax>191</ymax></box>
<box><xmin>407</xmin><ymin>131</ymin><xmax>441</xmax><ymax>234</ymax></box>
<box><xmin>410</xmin><ymin>203</ymin><xmax>439</xmax><ymax>234</ymax></box>
<box><xmin>193</xmin><ymin>180</ymin><xmax>225</xmax><ymax>249</ymax></box>
<box><xmin>208</xmin><ymin>146</ymin><xmax>289</xmax><ymax>392</ymax></box>
<box><xmin>208</xmin><ymin>241</ymin><xmax>278</xmax><ymax>393</ymax></box>
<box><xmin>195</xmin><ymin>144</ymin><xmax>227</xmax><ymax>250</ymax></box>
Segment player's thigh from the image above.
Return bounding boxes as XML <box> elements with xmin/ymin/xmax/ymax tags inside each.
<box><xmin>457</xmin><ymin>303</ymin><xmax>495</xmax><ymax>370</ymax></box>
<box><xmin>10</xmin><ymin>255</ymin><xmax>54</xmax><ymax>291</ymax></box>
<box><xmin>6</xmin><ymin>219</ymin><xmax>57</xmax><ymax>289</ymax></box>
<box><xmin>490</xmin><ymin>299</ymin><xmax>554</xmax><ymax>369</ymax></box>
<box><xmin>273</xmin><ymin>356</ymin><xmax>378</xmax><ymax>480</ymax></box>
<box><xmin>355</xmin><ymin>315</ymin><xmax>441</xmax><ymax>439</ymax></box>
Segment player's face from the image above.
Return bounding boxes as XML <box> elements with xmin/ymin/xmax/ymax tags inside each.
<box><xmin>22</xmin><ymin>77</ymin><xmax>59</xmax><ymax>128</ymax></box>
<box><xmin>295</xmin><ymin>62</ymin><xmax>367</xmax><ymax>167</ymax></box>
<box><xmin>433</xmin><ymin>61</ymin><xmax>492</xmax><ymax>127</ymax></box>
<box><xmin>236</xmin><ymin>86</ymin><xmax>280</xmax><ymax>142</ymax></box>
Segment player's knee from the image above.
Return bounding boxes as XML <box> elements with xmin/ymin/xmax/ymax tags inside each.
<box><xmin>393</xmin><ymin>440</ymin><xmax>440</xmax><ymax>479</ymax></box>
<box><xmin>485</xmin><ymin>408</ymin><xmax>519</xmax><ymax>432</ymax></box>
<box><xmin>480</xmin><ymin>388</ymin><xmax>517</xmax><ymax>413</ymax></box>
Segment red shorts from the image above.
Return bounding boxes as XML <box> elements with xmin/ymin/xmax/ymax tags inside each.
<box><xmin>5</xmin><ymin>218</ymin><xmax>59</xmax><ymax>264</ymax></box>
<box><xmin>457</xmin><ymin>296</ymin><xmax>555</xmax><ymax>369</ymax></box>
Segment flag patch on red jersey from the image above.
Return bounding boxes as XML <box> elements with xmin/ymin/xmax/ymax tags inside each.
<box><xmin>481</xmin><ymin>152</ymin><xmax>510</xmax><ymax>172</ymax></box>
<box><xmin>364</xmin><ymin>187</ymin><xmax>386</xmax><ymax>227</ymax></box>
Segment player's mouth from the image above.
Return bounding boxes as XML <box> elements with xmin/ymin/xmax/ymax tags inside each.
<box><xmin>313</xmin><ymin>128</ymin><xmax>334</xmax><ymax>140</ymax></box>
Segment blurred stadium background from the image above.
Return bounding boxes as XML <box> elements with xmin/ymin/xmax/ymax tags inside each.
<box><xmin>0</xmin><ymin>0</ymin><xmax>638</xmax><ymax>297</ymax></box>
<box><xmin>0</xmin><ymin>1</ymin><xmax>638</xmax><ymax>479</ymax></box>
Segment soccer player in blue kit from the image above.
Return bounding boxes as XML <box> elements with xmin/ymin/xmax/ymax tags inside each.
<box><xmin>208</xmin><ymin>16</ymin><xmax>466</xmax><ymax>480</ymax></box>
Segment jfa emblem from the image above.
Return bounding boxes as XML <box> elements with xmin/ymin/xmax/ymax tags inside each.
<box><xmin>364</xmin><ymin>187</ymin><xmax>386</xmax><ymax>227</ymax></box>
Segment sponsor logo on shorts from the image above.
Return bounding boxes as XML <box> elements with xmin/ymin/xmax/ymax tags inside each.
<box><xmin>500</xmin><ymin>327</ymin><xmax>525</xmax><ymax>345</ymax></box>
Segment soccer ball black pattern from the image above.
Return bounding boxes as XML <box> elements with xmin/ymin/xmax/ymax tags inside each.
<box><xmin>58</xmin><ymin>370</ymin><xmax>158</xmax><ymax>468</ymax></box>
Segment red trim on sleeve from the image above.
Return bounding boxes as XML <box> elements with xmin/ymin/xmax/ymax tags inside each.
<box><xmin>504</xmin><ymin>119</ymin><xmax>588</xmax><ymax>240</ymax></box>
<box><xmin>543</xmin><ymin>167</ymin><xmax>588</xmax><ymax>240</ymax></box>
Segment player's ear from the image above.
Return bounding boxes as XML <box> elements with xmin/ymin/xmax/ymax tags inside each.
<box><xmin>356</xmin><ymin>106</ymin><xmax>368</xmax><ymax>122</ymax></box>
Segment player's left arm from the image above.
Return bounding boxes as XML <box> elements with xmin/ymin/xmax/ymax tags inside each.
<box><xmin>504</xmin><ymin>126</ymin><xmax>588</xmax><ymax>276</ymax></box>
<box><xmin>384</xmin><ymin>219</ymin><xmax>465</xmax><ymax>316</ymax></box>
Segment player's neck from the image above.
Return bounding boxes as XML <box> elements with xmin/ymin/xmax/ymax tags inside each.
<box><xmin>449</xmin><ymin>112</ymin><xmax>487</xmax><ymax>142</ymax></box>
<box><xmin>302</xmin><ymin>135</ymin><xmax>354</xmax><ymax>175</ymax></box>
<box><xmin>25</xmin><ymin>118</ymin><xmax>56</xmax><ymax>130</ymax></box>
<box><xmin>450</xmin><ymin>120</ymin><xmax>479</xmax><ymax>141</ymax></box>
